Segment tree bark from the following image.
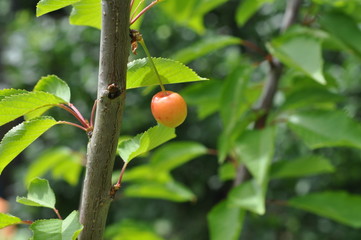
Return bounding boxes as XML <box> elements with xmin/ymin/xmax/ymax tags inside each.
<box><xmin>79</xmin><ymin>0</ymin><xmax>130</xmax><ymax>239</ymax></box>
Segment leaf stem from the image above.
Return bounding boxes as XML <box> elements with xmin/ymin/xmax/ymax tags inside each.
<box><xmin>90</xmin><ymin>100</ymin><xmax>97</xmax><ymax>127</ymax></box>
<box><xmin>58</xmin><ymin>121</ymin><xmax>88</xmax><ymax>131</ymax></box>
<box><xmin>130</xmin><ymin>0</ymin><xmax>161</xmax><ymax>25</ymax></box>
<box><xmin>53</xmin><ymin>208</ymin><xmax>62</xmax><ymax>220</ymax></box>
<box><xmin>130</xmin><ymin>0</ymin><xmax>144</xmax><ymax>22</ymax></box>
<box><xmin>139</xmin><ymin>40</ymin><xmax>166</xmax><ymax>92</ymax></box>
<box><xmin>57</xmin><ymin>104</ymin><xmax>90</xmax><ymax>129</ymax></box>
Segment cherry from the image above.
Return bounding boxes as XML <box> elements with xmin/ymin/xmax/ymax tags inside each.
<box><xmin>151</xmin><ymin>91</ymin><xmax>187</xmax><ymax>128</ymax></box>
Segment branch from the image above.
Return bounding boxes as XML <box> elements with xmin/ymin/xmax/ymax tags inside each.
<box><xmin>234</xmin><ymin>0</ymin><xmax>303</xmax><ymax>185</ymax></box>
<box><xmin>78</xmin><ymin>0</ymin><xmax>131</xmax><ymax>239</ymax></box>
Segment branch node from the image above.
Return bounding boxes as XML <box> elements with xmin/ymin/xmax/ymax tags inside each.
<box><xmin>107</xmin><ymin>83</ymin><xmax>122</xmax><ymax>99</ymax></box>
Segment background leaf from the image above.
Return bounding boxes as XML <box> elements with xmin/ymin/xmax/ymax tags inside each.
<box><xmin>126</xmin><ymin>57</ymin><xmax>207</xmax><ymax>89</ymax></box>
<box><xmin>124</xmin><ymin>181</ymin><xmax>195</xmax><ymax>202</ymax></box>
<box><xmin>150</xmin><ymin>141</ymin><xmax>207</xmax><ymax>171</ymax></box>
<box><xmin>207</xmin><ymin>200</ymin><xmax>245</xmax><ymax>240</ymax></box>
<box><xmin>171</xmin><ymin>35</ymin><xmax>241</xmax><ymax>64</ymax></box>
<box><xmin>288</xmin><ymin>191</ymin><xmax>361</xmax><ymax>228</ymax></box>
<box><xmin>36</xmin><ymin>0</ymin><xmax>80</xmax><ymax>17</ymax></box>
<box><xmin>228</xmin><ymin>180</ymin><xmax>266</xmax><ymax>215</ymax></box>
<box><xmin>287</xmin><ymin>110</ymin><xmax>361</xmax><ymax>149</ymax></box>
<box><xmin>270</xmin><ymin>155</ymin><xmax>335</xmax><ymax>179</ymax></box>
<box><xmin>117</xmin><ymin>124</ymin><xmax>176</xmax><ymax>163</ymax></box>
<box><xmin>0</xmin><ymin>117</ymin><xmax>58</xmax><ymax>174</ymax></box>
<box><xmin>25</xmin><ymin>147</ymin><xmax>83</xmax><ymax>186</ymax></box>
<box><xmin>234</xmin><ymin>127</ymin><xmax>275</xmax><ymax>186</ymax></box>
<box><xmin>320</xmin><ymin>11</ymin><xmax>361</xmax><ymax>59</ymax></box>
<box><xmin>268</xmin><ymin>33</ymin><xmax>326</xmax><ymax>84</ymax></box>
<box><xmin>236</xmin><ymin>0</ymin><xmax>274</xmax><ymax>26</ymax></box>
<box><xmin>17</xmin><ymin>178</ymin><xmax>56</xmax><ymax>209</ymax></box>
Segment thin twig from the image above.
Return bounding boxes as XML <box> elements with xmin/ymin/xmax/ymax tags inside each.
<box><xmin>53</xmin><ymin>208</ymin><xmax>62</xmax><ymax>220</ymax></box>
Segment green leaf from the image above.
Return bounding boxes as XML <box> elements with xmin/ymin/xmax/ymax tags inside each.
<box><xmin>207</xmin><ymin>200</ymin><xmax>245</xmax><ymax>240</ymax></box>
<box><xmin>105</xmin><ymin>220</ymin><xmax>164</xmax><ymax>240</ymax></box>
<box><xmin>69</xmin><ymin>0</ymin><xmax>101</xmax><ymax>29</ymax></box>
<box><xmin>33</xmin><ymin>75</ymin><xmax>71</xmax><ymax>103</ymax></box>
<box><xmin>234</xmin><ymin>128</ymin><xmax>275</xmax><ymax>186</ymax></box>
<box><xmin>126</xmin><ymin>57</ymin><xmax>207</xmax><ymax>89</ymax></box>
<box><xmin>236</xmin><ymin>0</ymin><xmax>274</xmax><ymax>26</ymax></box>
<box><xmin>218</xmin><ymin>67</ymin><xmax>260</xmax><ymax>162</ymax></box>
<box><xmin>0</xmin><ymin>91</ymin><xmax>65</xmax><ymax>126</ymax></box>
<box><xmin>218</xmin><ymin>163</ymin><xmax>236</xmax><ymax>182</ymax></box>
<box><xmin>320</xmin><ymin>11</ymin><xmax>361</xmax><ymax>59</ymax></box>
<box><xmin>25</xmin><ymin>147</ymin><xmax>83</xmax><ymax>186</ymax></box>
<box><xmin>270</xmin><ymin>155</ymin><xmax>335</xmax><ymax>179</ymax></box>
<box><xmin>124</xmin><ymin>181</ymin><xmax>195</xmax><ymax>202</ymax></box>
<box><xmin>288</xmin><ymin>191</ymin><xmax>361</xmax><ymax>228</ymax></box>
<box><xmin>287</xmin><ymin>110</ymin><xmax>361</xmax><ymax>149</ymax></box>
<box><xmin>150</xmin><ymin>141</ymin><xmax>208</xmax><ymax>171</ymax></box>
<box><xmin>181</xmin><ymin>80</ymin><xmax>222</xmax><ymax>119</ymax></box>
<box><xmin>36</xmin><ymin>0</ymin><xmax>80</xmax><ymax>17</ymax></box>
<box><xmin>0</xmin><ymin>117</ymin><xmax>58</xmax><ymax>174</ymax></box>
<box><xmin>25</xmin><ymin>75</ymin><xmax>71</xmax><ymax>120</ymax></box>
<box><xmin>30</xmin><ymin>211</ymin><xmax>82</xmax><ymax>240</ymax></box>
<box><xmin>268</xmin><ymin>32</ymin><xmax>326</xmax><ymax>84</ymax></box>
<box><xmin>0</xmin><ymin>213</ymin><xmax>22</xmax><ymax>229</ymax></box>
<box><xmin>228</xmin><ymin>179</ymin><xmax>266</xmax><ymax>215</ymax></box>
<box><xmin>121</xmin><ymin>165</ymin><xmax>172</xmax><ymax>183</ymax></box>
<box><xmin>280</xmin><ymin>85</ymin><xmax>344</xmax><ymax>111</ymax></box>
<box><xmin>171</xmin><ymin>36</ymin><xmax>241</xmax><ymax>64</ymax></box>
<box><xmin>160</xmin><ymin>0</ymin><xmax>229</xmax><ymax>34</ymax></box>
<box><xmin>17</xmin><ymin>178</ymin><xmax>56</xmax><ymax>209</ymax></box>
<box><xmin>117</xmin><ymin>124</ymin><xmax>176</xmax><ymax>163</ymax></box>
<box><xmin>0</xmin><ymin>89</ymin><xmax>28</xmax><ymax>101</ymax></box>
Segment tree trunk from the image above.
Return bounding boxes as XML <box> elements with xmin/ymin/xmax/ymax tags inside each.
<box><xmin>79</xmin><ymin>0</ymin><xmax>130</xmax><ymax>239</ymax></box>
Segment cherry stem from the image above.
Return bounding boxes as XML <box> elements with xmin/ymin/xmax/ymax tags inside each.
<box><xmin>130</xmin><ymin>0</ymin><xmax>145</xmax><ymax>22</ymax></box>
<box><xmin>53</xmin><ymin>208</ymin><xmax>62</xmax><ymax>220</ymax></box>
<box><xmin>58</xmin><ymin>121</ymin><xmax>88</xmax><ymax>131</ymax></box>
<box><xmin>130</xmin><ymin>0</ymin><xmax>161</xmax><ymax>25</ymax></box>
<box><xmin>114</xmin><ymin>162</ymin><xmax>129</xmax><ymax>189</ymax></box>
<box><xmin>139</xmin><ymin>39</ymin><xmax>166</xmax><ymax>92</ymax></box>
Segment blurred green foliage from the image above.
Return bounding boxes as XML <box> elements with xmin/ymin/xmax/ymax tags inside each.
<box><xmin>2</xmin><ymin>0</ymin><xmax>361</xmax><ymax>239</ymax></box>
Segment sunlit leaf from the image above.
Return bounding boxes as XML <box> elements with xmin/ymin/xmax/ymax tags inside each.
<box><xmin>33</xmin><ymin>75</ymin><xmax>71</xmax><ymax>103</ymax></box>
<box><xmin>69</xmin><ymin>0</ymin><xmax>101</xmax><ymax>29</ymax></box>
<box><xmin>171</xmin><ymin>35</ymin><xmax>241</xmax><ymax>64</ymax></box>
<box><xmin>287</xmin><ymin>110</ymin><xmax>361</xmax><ymax>149</ymax></box>
<box><xmin>30</xmin><ymin>211</ymin><xmax>83</xmax><ymax>240</ymax></box>
<box><xmin>288</xmin><ymin>191</ymin><xmax>361</xmax><ymax>228</ymax></box>
<box><xmin>207</xmin><ymin>200</ymin><xmax>245</xmax><ymax>240</ymax></box>
<box><xmin>36</xmin><ymin>0</ymin><xmax>80</xmax><ymax>17</ymax></box>
<box><xmin>126</xmin><ymin>57</ymin><xmax>207</xmax><ymax>89</ymax></box>
<box><xmin>0</xmin><ymin>89</ymin><xmax>28</xmax><ymax>101</ymax></box>
<box><xmin>117</xmin><ymin>124</ymin><xmax>176</xmax><ymax>163</ymax></box>
<box><xmin>0</xmin><ymin>117</ymin><xmax>59</xmax><ymax>174</ymax></box>
<box><xmin>0</xmin><ymin>91</ymin><xmax>65</xmax><ymax>126</ymax></box>
<box><xmin>270</xmin><ymin>155</ymin><xmax>335</xmax><ymax>179</ymax></box>
<box><xmin>0</xmin><ymin>213</ymin><xmax>22</xmax><ymax>229</ymax></box>
<box><xmin>17</xmin><ymin>178</ymin><xmax>56</xmax><ymax>209</ymax></box>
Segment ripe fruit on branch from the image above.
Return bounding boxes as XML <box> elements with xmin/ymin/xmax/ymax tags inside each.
<box><xmin>151</xmin><ymin>91</ymin><xmax>187</xmax><ymax>128</ymax></box>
